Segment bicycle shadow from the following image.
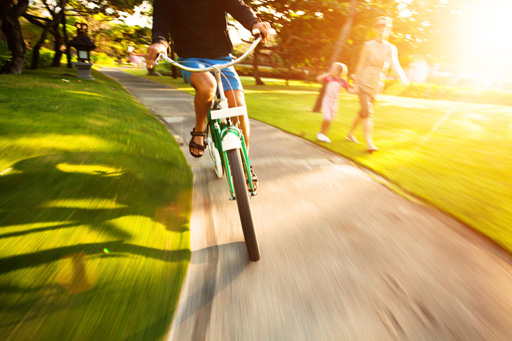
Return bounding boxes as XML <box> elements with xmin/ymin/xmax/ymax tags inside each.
<box><xmin>169</xmin><ymin>241</ymin><xmax>250</xmax><ymax>338</ymax></box>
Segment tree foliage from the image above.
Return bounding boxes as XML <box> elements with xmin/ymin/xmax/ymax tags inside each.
<box><xmin>2</xmin><ymin>0</ymin><xmax>472</xmax><ymax>77</ymax></box>
<box><xmin>1</xmin><ymin>0</ymin><xmax>147</xmax><ymax>73</ymax></box>
<box><xmin>244</xmin><ymin>0</ymin><xmax>469</xmax><ymax>77</ymax></box>
<box><xmin>248</xmin><ymin>0</ymin><xmax>348</xmax><ymax>76</ymax></box>
<box><xmin>89</xmin><ymin>17</ymin><xmax>150</xmax><ymax>60</ymax></box>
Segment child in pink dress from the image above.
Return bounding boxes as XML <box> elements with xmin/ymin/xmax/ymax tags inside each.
<box><xmin>316</xmin><ymin>62</ymin><xmax>353</xmax><ymax>143</ymax></box>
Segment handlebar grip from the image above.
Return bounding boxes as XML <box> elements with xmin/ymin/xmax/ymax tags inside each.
<box><xmin>252</xmin><ymin>28</ymin><xmax>261</xmax><ymax>39</ymax></box>
<box><xmin>149</xmin><ymin>53</ymin><xmax>163</xmax><ymax>69</ymax></box>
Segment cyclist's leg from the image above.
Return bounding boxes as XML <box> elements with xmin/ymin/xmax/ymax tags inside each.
<box><xmin>214</xmin><ymin>58</ymin><xmax>257</xmax><ymax>190</ymax></box>
<box><xmin>180</xmin><ymin>58</ymin><xmax>217</xmax><ymax>157</ymax></box>
<box><xmin>216</xmin><ymin>61</ymin><xmax>249</xmax><ymax>148</ymax></box>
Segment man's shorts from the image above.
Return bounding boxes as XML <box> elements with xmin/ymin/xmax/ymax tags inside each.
<box><xmin>178</xmin><ymin>56</ymin><xmax>243</xmax><ymax>92</ymax></box>
<box><xmin>358</xmin><ymin>89</ymin><xmax>375</xmax><ymax>118</ymax></box>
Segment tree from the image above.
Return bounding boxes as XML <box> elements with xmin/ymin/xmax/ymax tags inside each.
<box><xmin>23</xmin><ymin>0</ymin><xmax>66</xmax><ymax>69</ymax></box>
<box><xmin>2</xmin><ymin>0</ymin><xmax>146</xmax><ymax>73</ymax></box>
<box><xmin>0</xmin><ymin>0</ymin><xmax>30</xmax><ymax>74</ymax></box>
<box><xmin>248</xmin><ymin>0</ymin><xmax>346</xmax><ymax>84</ymax></box>
<box><xmin>98</xmin><ymin>21</ymin><xmax>150</xmax><ymax>60</ymax></box>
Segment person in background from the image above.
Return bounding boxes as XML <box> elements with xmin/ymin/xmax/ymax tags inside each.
<box><xmin>346</xmin><ymin>16</ymin><xmax>409</xmax><ymax>152</ymax></box>
<box><xmin>316</xmin><ymin>62</ymin><xmax>353</xmax><ymax>143</ymax></box>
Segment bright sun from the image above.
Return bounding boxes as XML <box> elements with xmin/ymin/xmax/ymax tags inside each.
<box><xmin>458</xmin><ymin>0</ymin><xmax>512</xmax><ymax>77</ymax></box>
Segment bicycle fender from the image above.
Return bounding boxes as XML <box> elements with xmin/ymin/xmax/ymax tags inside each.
<box><xmin>210</xmin><ymin>106</ymin><xmax>247</xmax><ymax>120</ymax></box>
<box><xmin>222</xmin><ymin>132</ymin><xmax>242</xmax><ymax>151</ymax></box>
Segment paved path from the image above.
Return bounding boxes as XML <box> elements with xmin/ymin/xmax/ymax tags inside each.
<box><xmin>100</xmin><ymin>68</ymin><xmax>512</xmax><ymax>340</ymax></box>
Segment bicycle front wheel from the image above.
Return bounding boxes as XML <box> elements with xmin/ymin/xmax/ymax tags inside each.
<box><xmin>207</xmin><ymin>126</ymin><xmax>223</xmax><ymax>178</ymax></box>
<box><xmin>227</xmin><ymin>149</ymin><xmax>260</xmax><ymax>262</ymax></box>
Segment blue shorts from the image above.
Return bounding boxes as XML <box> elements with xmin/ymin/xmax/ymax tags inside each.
<box><xmin>178</xmin><ymin>56</ymin><xmax>243</xmax><ymax>92</ymax></box>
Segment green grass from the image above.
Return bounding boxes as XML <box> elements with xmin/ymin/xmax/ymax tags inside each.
<box><xmin>0</xmin><ymin>67</ymin><xmax>192</xmax><ymax>340</ymax></box>
<box><xmin>125</xmin><ymin>68</ymin><xmax>512</xmax><ymax>253</ymax></box>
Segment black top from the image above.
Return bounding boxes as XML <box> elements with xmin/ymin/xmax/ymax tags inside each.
<box><xmin>152</xmin><ymin>0</ymin><xmax>259</xmax><ymax>59</ymax></box>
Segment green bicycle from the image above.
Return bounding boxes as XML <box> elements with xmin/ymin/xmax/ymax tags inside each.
<box><xmin>155</xmin><ymin>33</ymin><xmax>261</xmax><ymax>262</ymax></box>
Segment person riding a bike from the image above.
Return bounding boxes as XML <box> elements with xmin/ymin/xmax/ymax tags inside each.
<box><xmin>146</xmin><ymin>0</ymin><xmax>271</xmax><ymax>190</ymax></box>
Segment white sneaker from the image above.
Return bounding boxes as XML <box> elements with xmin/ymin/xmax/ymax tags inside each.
<box><xmin>317</xmin><ymin>133</ymin><xmax>331</xmax><ymax>143</ymax></box>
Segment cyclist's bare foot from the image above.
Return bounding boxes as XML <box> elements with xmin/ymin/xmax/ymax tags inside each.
<box><xmin>345</xmin><ymin>135</ymin><xmax>360</xmax><ymax>144</ymax></box>
<box><xmin>189</xmin><ymin>128</ymin><xmax>206</xmax><ymax>158</ymax></box>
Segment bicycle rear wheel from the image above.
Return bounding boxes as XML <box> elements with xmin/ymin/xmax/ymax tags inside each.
<box><xmin>227</xmin><ymin>149</ymin><xmax>260</xmax><ymax>262</ymax></box>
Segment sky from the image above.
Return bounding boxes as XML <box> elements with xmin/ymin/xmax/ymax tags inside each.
<box><xmin>453</xmin><ymin>0</ymin><xmax>512</xmax><ymax>80</ymax></box>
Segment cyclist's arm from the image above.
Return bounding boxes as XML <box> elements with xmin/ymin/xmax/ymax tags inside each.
<box><xmin>148</xmin><ymin>0</ymin><xmax>172</xmax><ymax>68</ymax></box>
<box><xmin>151</xmin><ymin>0</ymin><xmax>172</xmax><ymax>51</ymax></box>
<box><xmin>222</xmin><ymin>0</ymin><xmax>260</xmax><ymax>32</ymax></box>
<box><xmin>223</xmin><ymin>0</ymin><xmax>272</xmax><ymax>42</ymax></box>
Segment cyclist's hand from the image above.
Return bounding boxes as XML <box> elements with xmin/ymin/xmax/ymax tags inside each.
<box><xmin>252</xmin><ymin>22</ymin><xmax>272</xmax><ymax>43</ymax></box>
<box><xmin>146</xmin><ymin>43</ymin><xmax>167</xmax><ymax>69</ymax></box>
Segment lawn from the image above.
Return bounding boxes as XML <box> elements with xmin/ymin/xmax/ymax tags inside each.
<box><xmin>0</xmin><ymin>67</ymin><xmax>192</xmax><ymax>340</ymax></box>
<box><xmin>125</xmin><ymin>68</ymin><xmax>512</xmax><ymax>253</ymax></box>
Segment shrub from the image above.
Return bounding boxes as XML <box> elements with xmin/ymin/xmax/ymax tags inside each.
<box><xmin>153</xmin><ymin>62</ymin><xmax>177</xmax><ymax>77</ymax></box>
<box><xmin>234</xmin><ymin>64</ymin><xmax>307</xmax><ymax>80</ymax></box>
<box><xmin>24</xmin><ymin>47</ymin><xmax>55</xmax><ymax>68</ymax></box>
<box><xmin>385</xmin><ymin>79</ymin><xmax>512</xmax><ymax>106</ymax></box>
<box><xmin>91</xmin><ymin>52</ymin><xmax>117</xmax><ymax>66</ymax></box>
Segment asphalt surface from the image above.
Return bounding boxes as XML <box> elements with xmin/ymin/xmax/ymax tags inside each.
<box><xmin>100</xmin><ymin>68</ymin><xmax>512</xmax><ymax>340</ymax></box>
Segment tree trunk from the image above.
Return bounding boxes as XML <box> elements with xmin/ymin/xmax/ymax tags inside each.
<box><xmin>0</xmin><ymin>0</ymin><xmax>29</xmax><ymax>74</ymax></box>
<box><xmin>62</xmin><ymin>10</ymin><xmax>72</xmax><ymax>68</ymax></box>
<box><xmin>328</xmin><ymin>0</ymin><xmax>359</xmax><ymax>66</ymax></box>
<box><xmin>252</xmin><ymin>46</ymin><xmax>264</xmax><ymax>85</ymax></box>
<box><xmin>28</xmin><ymin>10</ymin><xmax>62</xmax><ymax>69</ymax></box>
<box><xmin>51</xmin><ymin>24</ymin><xmax>63</xmax><ymax>67</ymax></box>
<box><xmin>51</xmin><ymin>2</ymin><xmax>66</xmax><ymax>67</ymax></box>
<box><xmin>313</xmin><ymin>0</ymin><xmax>359</xmax><ymax>112</ymax></box>
<box><xmin>30</xmin><ymin>25</ymin><xmax>51</xmax><ymax>69</ymax></box>
<box><xmin>312</xmin><ymin>84</ymin><xmax>328</xmax><ymax>112</ymax></box>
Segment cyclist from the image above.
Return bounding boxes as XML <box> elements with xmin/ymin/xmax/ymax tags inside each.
<box><xmin>146</xmin><ymin>0</ymin><xmax>271</xmax><ymax>190</ymax></box>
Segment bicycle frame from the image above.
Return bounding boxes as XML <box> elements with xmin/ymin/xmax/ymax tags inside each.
<box><xmin>207</xmin><ymin>109</ymin><xmax>255</xmax><ymax>199</ymax></box>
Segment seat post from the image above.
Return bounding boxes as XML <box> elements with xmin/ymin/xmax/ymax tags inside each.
<box><xmin>214</xmin><ymin>68</ymin><xmax>228</xmax><ymax>110</ymax></box>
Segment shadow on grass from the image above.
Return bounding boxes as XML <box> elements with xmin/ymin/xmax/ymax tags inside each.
<box><xmin>0</xmin><ymin>241</ymin><xmax>191</xmax><ymax>275</ymax></box>
<box><xmin>0</xmin><ymin>152</ymin><xmax>192</xmax><ymax>339</ymax></box>
<box><xmin>0</xmin><ymin>152</ymin><xmax>191</xmax><ymax>235</ymax></box>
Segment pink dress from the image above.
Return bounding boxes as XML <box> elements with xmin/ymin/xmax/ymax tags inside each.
<box><xmin>321</xmin><ymin>76</ymin><xmax>349</xmax><ymax>121</ymax></box>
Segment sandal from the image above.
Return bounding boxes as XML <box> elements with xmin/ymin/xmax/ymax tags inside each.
<box><xmin>246</xmin><ymin>166</ymin><xmax>258</xmax><ymax>191</ymax></box>
<box><xmin>189</xmin><ymin>128</ymin><xmax>207</xmax><ymax>158</ymax></box>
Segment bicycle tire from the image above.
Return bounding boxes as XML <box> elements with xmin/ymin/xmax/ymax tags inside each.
<box><xmin>227</xmin><ymin>149</ymin><xmax>260</xmax><ymax>262</ymax></box>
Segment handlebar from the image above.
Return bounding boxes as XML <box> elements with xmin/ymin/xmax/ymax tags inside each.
<box><xmin>154</xmin><ymin>32</ymin><xmax>262</xmax><ymax>72</ymax></box>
